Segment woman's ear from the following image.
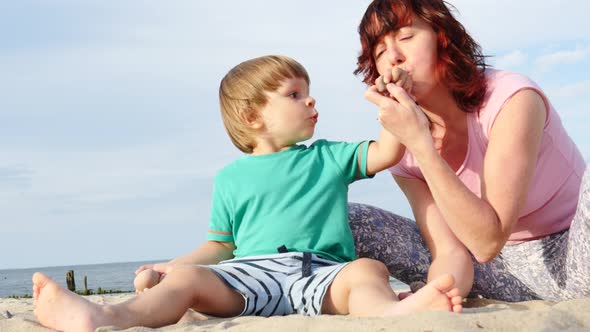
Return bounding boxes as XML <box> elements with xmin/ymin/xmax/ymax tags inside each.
<box><xmin>239</xmin><ymin>108</ymin><xmax>264</xmax><ymax>130</ymax></box>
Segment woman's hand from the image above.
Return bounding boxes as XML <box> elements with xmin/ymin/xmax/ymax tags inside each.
<box><xmin>365</xmin><ymin>82</ymin><xmax>432</xmax><ymax>153</ymax></box>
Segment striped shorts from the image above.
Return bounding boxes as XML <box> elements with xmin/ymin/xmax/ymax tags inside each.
<box><xmin>204</xmin><ymin>252</ymin><xmax>349</xmax><ymax>316</ymax></box>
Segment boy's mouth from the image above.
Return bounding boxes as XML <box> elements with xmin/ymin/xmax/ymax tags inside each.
<box><xmin>311</xmin><ymin>114</ymin><xmax>319</xmax><ymax>123</ymax></box>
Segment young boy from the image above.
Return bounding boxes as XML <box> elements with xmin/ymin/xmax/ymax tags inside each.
<box><xmin>32</xmin><ymin>55</ymin><xmax>462</xmax><ymax>332</ymax></box>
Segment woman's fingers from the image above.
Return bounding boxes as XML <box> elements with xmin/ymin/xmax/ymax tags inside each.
<box><xmin>364</xmin><ymin>85</ymin><xmax>397</xmax><ymax>108</ymax></box>
<box><xmin>385</xmin><ymin>83</ymin><xmax>417</xmax><ymax>109</ymax></box>
<box><xmin>367</xmin><ymin>83</ymin><xmax>418</xmax><ymax>118</ymax></box>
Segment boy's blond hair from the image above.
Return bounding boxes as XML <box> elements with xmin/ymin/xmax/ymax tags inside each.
<box><xmin>219</xmin><ymin>55</ymin><xmax>310</xmax><ymax>153</ymax></box>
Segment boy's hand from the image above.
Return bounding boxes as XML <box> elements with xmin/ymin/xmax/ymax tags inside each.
<box><xmin>134</xmin><ymin>262</ymin><xmax>175</xmax><ymax>293</ymax></box>
<box><xmin>135</xmin><ymin>262</ymin><xmax>175</xmax><ymax>275</ymax></box>
<box><xmin>375</xmin><ymin>67</ymin><xmax>413</xmax><ymax>98</ymax></box>
<box><xmin>134</xmin><ymin>268</ymin><xmax>162</xmax><ymax>293</ymax></box>
<box><xmin>151</xmin><ymin>262</ymin><xmax>175</xmax><ymax>275</ymax></box>
<box><xmin>135</xmin><ymin>264</ymin><xmax>155</xmax><ymax>275</ymax></box>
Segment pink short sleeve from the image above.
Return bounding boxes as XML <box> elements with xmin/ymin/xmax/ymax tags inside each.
<box><xmin>389</xmin><ymin>149</ymin><xmax>424</xmax><ymax>179</ymax></box>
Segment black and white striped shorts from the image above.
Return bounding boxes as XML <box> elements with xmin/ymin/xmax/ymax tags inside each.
<box><xmin>205</xmin><ymin>252</ymin><xmax>349</xmax><ymax>316</ymax></box>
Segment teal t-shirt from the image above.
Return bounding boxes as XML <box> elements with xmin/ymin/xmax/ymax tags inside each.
<box><xmin>207</xmin><ymin>139</ymin><xmax>371</xmax><ymax>263</ymax></box>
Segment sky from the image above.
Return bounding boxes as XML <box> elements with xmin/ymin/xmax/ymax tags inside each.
<box><xmin>1</xmin><ymin>1</ymin><xmax>589</xmax><ymax>270</ymax></box>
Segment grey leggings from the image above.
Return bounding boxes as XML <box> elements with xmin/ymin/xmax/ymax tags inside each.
<box><xmin>349</xmin><ymin>167</ymin><xmax>590</xmax><ymax>302</ymax></box>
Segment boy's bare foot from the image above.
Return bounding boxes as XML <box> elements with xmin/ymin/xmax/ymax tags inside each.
<box><xmin>386</xmin><ymin>274</ymin><xmax>463</xmax><ymax>316</ymax></box>
<box><xmin>33</xmin><ymin>272</ymin><xmax>107</xmax><ymax>332</ymax></box>
<box><xmin>397</xmin><ymin>281</ymin><xmax>426</xmax><ymax>300</ymax></box>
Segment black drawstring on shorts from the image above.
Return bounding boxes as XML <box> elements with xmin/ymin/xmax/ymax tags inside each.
<box><xmin>277</xmin><ymin>245</ymin><xmax>313</xmax><ymax>277</ymax></box>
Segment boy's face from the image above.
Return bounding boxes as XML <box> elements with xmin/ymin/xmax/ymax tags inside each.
<box><xmin>258</xmin><ymin>77</ymin><xmax>318</xmax><ymax>146</ymax></box>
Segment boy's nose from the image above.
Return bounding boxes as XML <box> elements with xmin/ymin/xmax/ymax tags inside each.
<box><xmin>305</xmin><ymin>96</ymin><xmax>316</xmax><ymax>107</ymax></box>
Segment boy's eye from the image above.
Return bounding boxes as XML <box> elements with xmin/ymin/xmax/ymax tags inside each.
<box><xmin>289</xmin><ymin>92</ymin><xmax>298</xmax><ymax>98</ymax></box>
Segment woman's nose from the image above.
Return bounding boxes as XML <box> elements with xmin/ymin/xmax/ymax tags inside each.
<box><xmin>386</xmin><ymin>44</ymin><xmax>405</xmax><ymax>65</ymax></box>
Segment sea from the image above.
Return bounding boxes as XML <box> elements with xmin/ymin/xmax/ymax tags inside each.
<box><xmin>0</xmin><ymin>260</ymin><xmax>409</xmax><ymax>298</ymax></box>
<box><xmin>0</xmin><ymin>260</ymin><xmax>161</xmax><ymax>298</ymax></box>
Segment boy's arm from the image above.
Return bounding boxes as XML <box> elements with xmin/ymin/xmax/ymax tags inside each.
<box><xmin>362</xmin><ymin>67</ymin><xmax>414</xmax><ymax>176</ymax></box>
<box><xmin>135</xmin><ymin>240</ymin><xmax>234</xmax><ymax>275</ymax></box>
<box><xmin>363</xmin><ymin>126</ymin><xmax>405</xmax><ymax>176</ymax></box>
<box><xmin>168</xmin><ymin>240</ymin><xmax>235</xmax><ymax>266</ymax></box>
<box><xmin>362</xmin><ymin>83</ymin><xmax>408</xmax><ymax>176</ymax></box>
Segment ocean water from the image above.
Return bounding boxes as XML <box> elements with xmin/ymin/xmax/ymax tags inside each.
<box><xmin>0</xmin><ymin>260</ymin><xmax>409</xmax><ymax>298</ymax></box>
<box><xmin>0</xmin><ymin>260</ymin><xmax>162</xmax><ymax>298</ymax></box>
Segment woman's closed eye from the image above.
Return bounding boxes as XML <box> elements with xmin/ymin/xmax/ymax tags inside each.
<box><xmin>375</xmin><ymin>49</ymin><xmax>385</xmax><ymax>59</ymax></box>
<box><xmin>399</xmin><ymin>34</ymin><xmax>413</xmax><ymax>41</ymax></box>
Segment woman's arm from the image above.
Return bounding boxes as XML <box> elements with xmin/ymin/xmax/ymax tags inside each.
<box><xmin>410</xmin><ymin>89</ymin><xmax>547</xmax><ymax>262</ymax></box>
<box><xmin>395</xmin><ymin>175</ymin><xmax>474</xmax><ymax>296</ymax></box>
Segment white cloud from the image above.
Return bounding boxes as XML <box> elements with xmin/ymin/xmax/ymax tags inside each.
<box><xmin>449</xmin><ymin>0</ymin><xmax>590</xmax><ymax>52</ymax></box>
<box><xmin>553</xmin><ymin>81</ymin><xmax>590</xmax><ymax>98</ymax></box>
<box><xmin>493</xmin><ymin>50</ymin><xmax>528</xmax><ymax>69</ymax></box>
<box><xmin>535</xmin><ymin>48</ymin><xmax>590</xmax><ymax>73</ymax></box>
<box><xmin>0</xmin><ymin>165</ymin><xmax>34</xmax><ymax>188</ymax></box>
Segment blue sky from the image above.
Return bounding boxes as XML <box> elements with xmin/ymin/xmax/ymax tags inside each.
<box><xmin>1</xmin><ymin>1</ymin><xmax>589</xmax><ymax>269</ymax></box>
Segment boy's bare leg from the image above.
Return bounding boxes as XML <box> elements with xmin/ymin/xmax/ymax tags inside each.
<box><xmin>322</xmin><ymin>258</ymin><xmax>462</xmax><ymax>316</ymax></box>
<box><xmin>33</xmin><ymin>265</ymin><xmax>244</xmax><ymax>332</ymax></box>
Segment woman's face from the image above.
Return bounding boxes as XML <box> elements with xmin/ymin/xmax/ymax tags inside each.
<box><xmin>373</xmin><ymin>15</ymin><xmax>439</xmax><ymax>100</ymax></box>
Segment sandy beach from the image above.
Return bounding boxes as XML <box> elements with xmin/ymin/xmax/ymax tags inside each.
<box><xmin>1</xmin><ymin>293</ymin><xmax>590</xmax><ymax>332</ymax></box>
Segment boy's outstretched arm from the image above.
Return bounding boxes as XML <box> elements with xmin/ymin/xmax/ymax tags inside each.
<box><xmin>362</xmin><ymin>84</ymin><xmax>407</xmax><ymax>176</ymax></box>
<box><xmin>364</xmin><ymin>125</ymin><xmax>405</xmax><ymax>176</ymax></box>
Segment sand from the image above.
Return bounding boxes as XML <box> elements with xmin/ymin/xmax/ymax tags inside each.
<box><xmin>1</xmin><ymin>293</ymin><xmax>590</xmax><ymax>332</ymax></box>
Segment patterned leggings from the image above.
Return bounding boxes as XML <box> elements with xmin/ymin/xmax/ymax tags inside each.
<box><xmin>349</xmin><ymin>167</ymin><xmax>590</xmax><ymax>302</ymax></box>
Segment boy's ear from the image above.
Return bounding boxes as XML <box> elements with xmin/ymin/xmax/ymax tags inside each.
<box><xmin>239</xmin><ymin>108</ymin><xmax>264</xmax><ymax>129</ymax></box>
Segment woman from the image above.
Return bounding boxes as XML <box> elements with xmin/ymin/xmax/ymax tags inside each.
<box><xmin>349</xmin><ymin>0</ymin><xmax>589</xmax><ymax>301</ymax></box>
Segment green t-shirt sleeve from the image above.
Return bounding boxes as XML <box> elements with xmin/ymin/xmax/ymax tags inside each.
<box><xmin>207</xmin><ymin>173</ymin><xmax>234</xmax><ymax>242</ymax></box>
<box><xmin>316</xmin><ymin>139</ymin><xmax>372</xmax><ymax>184</ymax></box>
<box><xmin>357</xmin><ymin>141</ymin><xmax>373</xmax><ymax>180</ymax></box>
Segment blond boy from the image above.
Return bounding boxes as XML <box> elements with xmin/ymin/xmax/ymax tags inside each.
<box><xmin>32</xmin><ymin>55</ymin><xmax>462</xmax><ymax>332</ymax></box>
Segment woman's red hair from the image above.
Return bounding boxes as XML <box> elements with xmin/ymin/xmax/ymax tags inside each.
<box><xmin>354</xmin><ymin>0</ymin><xmax>488</xmax><ymax>112</ymax></box>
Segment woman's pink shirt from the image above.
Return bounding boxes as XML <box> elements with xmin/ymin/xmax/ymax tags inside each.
<box><xmin>390</xmin><ymin>69</ymin><xmax>586</xmax><ymax>244</ymax></box>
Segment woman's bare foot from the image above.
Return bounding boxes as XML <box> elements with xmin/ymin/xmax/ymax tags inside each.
<box><xmin>386</xmin><ymin>274</ymin><xmax>463</xmax><ymax>316</ymax></box>
<box><xmin>33</xmin><ymin>272</ymin><xmax>108</xmax><ymax>332</ymax></box>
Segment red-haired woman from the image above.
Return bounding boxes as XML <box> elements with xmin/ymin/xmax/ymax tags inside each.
<box><xmin>349</xmin><ymin>0</ymin><xmax>589</xmax><ymax>301</ymax></box>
